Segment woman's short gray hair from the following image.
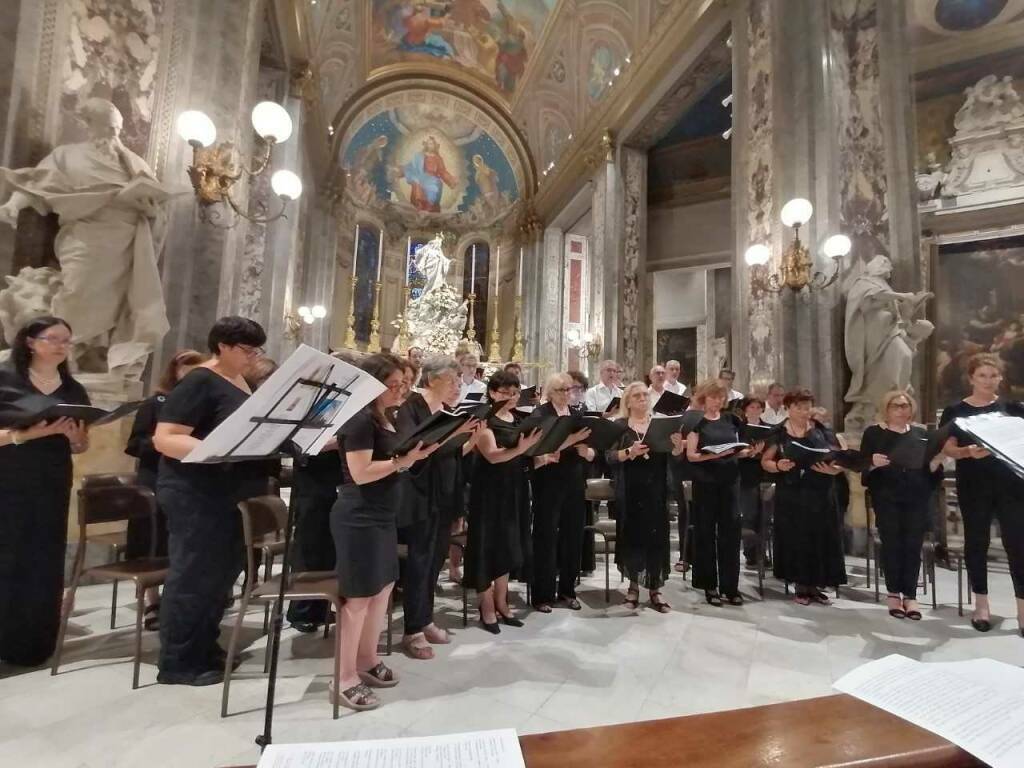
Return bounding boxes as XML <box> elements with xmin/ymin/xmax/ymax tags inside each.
<box><xmin>421</xmin><ymin>355</ymin><xmax>459</xmax><ymax>384</ymax></box>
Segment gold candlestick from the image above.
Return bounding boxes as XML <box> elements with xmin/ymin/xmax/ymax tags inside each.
<box><xmin>342</xmin><ymin>273</ymin><xmax>358</xmax><ymax>349</ymax></box>
<box><xmin>510</xmin><ymin>295</ymin><xmax>524</xmax><ymax>362</ymax></box>
<box><xmin>464</xmin><ymin>293</ymin><xmax>477</xmax><ymax>343</ymax></box>
<box><xmin>396</xmin><ymin>285</ymin><xmax>411</xmax><ymax>353</ymax></box>
<box><xmin>488</xmin><ymin>295</ymin><xmax>501</xmax><ymax>361</ymax></box>
<box><xmin>368</xmin><ymin>280</ymin><xmax>383</xmax><ymax>352</ymax></box>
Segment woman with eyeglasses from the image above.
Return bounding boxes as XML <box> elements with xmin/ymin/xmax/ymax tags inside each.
<box><xmin>530</xmin><ymin>372</ymin><xmax>593</xmax><ymax>612</ymax></box>
<box><xmin>331</xmin><ymin>354</ymin><xmax>437</xmax><ymax>710</ymax></box>
<box><xmin>761</xmin><ymin>389</ymin><xmax>847</xmax><ymax>605</ymax></box>
<box><xmin>0</xmin><ymin>316</ymin><xmax>89</xmax><ymax>667</ymax></box>
<box><xmin>152</xmin><ymin>316</ymin><xmax>271</xmax><ymax>686</ymax></box>
<box><xmin>860</xmin><ymin>391</ymin><xmax>943</xmax><ymax>621</ymax></box>
<box><xmin>466</xmin><ymin>370</ymin><xmax>543</xmax><ymax>632</ymax></box>
<box><xmin>940</xmin><ymin>354</ymin><xmax>1024</xmax><ymax>635</ymax></box>
<box><xmin>124</xmin><ymin>348</ymin><xmax>205</xmax><ymax>631</ymax></box>
<box><xmin>606</xmin><ymin>382</ymin><xmax>681</xmax><ymax>612</ymax></box>
<box><xmin>394</xmin><ymin>356</ymin><xmax>480</xmax><ymax>659</ymax></box>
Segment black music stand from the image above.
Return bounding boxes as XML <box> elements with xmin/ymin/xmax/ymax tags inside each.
<box><xmin>189</xmin><ymin>371</ymin><xmax>354</xmax><ymax>751</ymax></box>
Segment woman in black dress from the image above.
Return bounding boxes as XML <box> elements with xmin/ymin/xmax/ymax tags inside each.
<box><xmin>466</xmin><ymin>370</ymin><xmax>542</xmax><ymax>632</ymax></box>
<box><xmin>861</xmin><ymin>390</ymin><xmax>943</xmax><ymax>621</ymax></box>
<box><xmin>153</xmin><ymin>317</ymin><xmax>270</xmax><ymax>686</ymax></box>
<box><xmin>939</xmin><ymin>353</ymin><xmax>1024</xmax><ymax>634</ymax></box>
<box><xmin>0</xmin><ymin>316</ymin><xmax>89</xmax><ymax>667</ymax></box>
<box><xmin>738</xmin><ymin>397</ymin><xmax>769</xmax><ymax>568</ymax></box>
<box><xmin>606</xmin><ymin>382</ymin><xmax>680</xmax><ymax>611</ymax></box>
<box><xmin>395</xmin><ymin>356</ymin><xmax>480</xmax><ymax>659</ymax></box>
<box><xmin>331</xmin><ymin>354</ymin><xmax>436</xmax><ymax>710</ymax></box>
<box><xmin>124</xmin><ymin>348</ymin><xmax>204</xmax><ymax>629</ymax></box>
<box><xmin>685</xmin><ymin>381</ymin><xmax>760</xmax><ymax>606</ymax></box>
<box><xmin>530</xmin><ymin>373</ymin><xmax>593</xmax><ymax>612</ymax></box>
<box><xmin>761</xmin><ymin>389</ymin><xmax>847</xmax><ymax>605</ymax></box>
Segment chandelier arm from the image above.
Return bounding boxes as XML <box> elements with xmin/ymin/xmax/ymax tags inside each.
<box><xmin>198</xmin><ymin>203</ymin><xmax>237</xmax><ymax>230</ymax></box>
<box><xmin>765</xmin><ymin>272</ymin><xmax>784</xmax><ymax>293</ymax></box>
<box><xmin>222</xmin><ymin>138</ymin><xmax>275</xmax><ymax>182</ymax></box>
<box><xmin>223</xmin><ymin>188</ymin><xmax>288</xmax><ymax>225</ymax></box>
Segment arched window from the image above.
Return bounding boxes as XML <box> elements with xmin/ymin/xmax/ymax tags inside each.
<box><xmin>353</xmin><ymin>225</ymin><xmax>381</xmax><ymax>344</ymax></box>
<box><xmin>407</xmin><ymin>238</ymin><xmax>429</xmax><ymax>301</ymax></box>
<box><xmin>462</xmin><ymin>241</ymin><xmax>490</xmax><ymax>344</ymax></box>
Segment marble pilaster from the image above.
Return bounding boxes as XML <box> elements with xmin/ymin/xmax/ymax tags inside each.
<box><xmin>521</xmin><ymin>228</ymin><xmax>545</xmax><ymax>384</ymax></box>
<box><xmin>590</xmin><ymin>145</ymin><xmax>622</xmax><ymax>376</ymax></box>
<box><xmin>620</xmin><ymin>147</ymin><xmax>648</xmax><ymax>381</ymax></box>
<box><xmin>537</xmin><ymin>226</ymin><xmax>564</xmax><ymax>373</ymax></box>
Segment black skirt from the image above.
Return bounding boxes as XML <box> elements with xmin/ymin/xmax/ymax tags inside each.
<box><xmin>330</xmin><ymin>485</ymin><xmax>399</xmax><ymax>598</ymax></box>
<box><xmin>613</xmin><ymin>452</ymin><xmax>671</xmax><ymax>590</ymax></box>
<box><xmin>465</xmin><ymin>452</ymin><xmax>528</xmax><ymax>591</ymax></box>
<box><xmin>772</xmin><ymin>477</ymin><xmax>847</xmax><ymax>588</ymax></box>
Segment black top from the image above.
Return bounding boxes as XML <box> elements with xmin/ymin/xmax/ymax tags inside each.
<box><xmin>938</xmin><ymin>399</ymin><xmax>1017</xmax><ymax>484</ymax></box>
<box><xmin>394</xmin><ymin>392</ymin><xmax>464</xmax><ymax>527</ymax></box>
<box><xmin>338</xmin><ymin>407</ymin><xmax>402</xmax><ymax>511</ymax></box>
<box><xmin>125</xmin><ymin>394</ymin><xmax>165</xmax><ymax>477</ymax></box>
<box><xmin>0</xmin><ymin>363</ymin><xmax>90</xmax><ymax>461</ymax></box>
<box><xmin>156</xmin><ymin>367</ymin><xmax>261</xmax><ymax>501</ymax></box>
<box><xmin>860</xmin><ymin>424</ymin><xmax>942</xmax><ymax>497</ymax></box>
<box><xmin>691</xmin><ymin>412</ymin><xmax>742</xmax><ymax>483</ymax></box>
<box><xmin>774</xmin><ymin>420</ymin><xmax>837</xmax><ymax>488</ymax></box>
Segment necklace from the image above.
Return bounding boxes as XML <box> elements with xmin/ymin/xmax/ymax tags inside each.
<box><xmin>29</xmin><ymin>368</ymin><xmax>60</xmax><ymax>387</ymax></box>
<box><xmin>629</xmin><ymin>416</ymin><xmax>651</xmax><ymax>460</ymax></box>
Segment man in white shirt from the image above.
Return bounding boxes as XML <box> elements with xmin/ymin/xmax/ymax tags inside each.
<box><xmin>648</xmin><ymin>364</ymin><xmax>667</xmax><ymax>409</ymax></box>
<box><xmin>762</xmin><ymin>382</ymin><xmax>788</xmax><ymax>424</ymax></box>
<box><xmin>457</xmin><ymin>352</ymin><xmax>486</xmax><ymax>402</ymax></box>
<box><xmin>584</xmin><ymin>359</ymin><xmax>622</xmax><ymax>414</ymax></box>
<box><xmin>718</xmin><ymin>368</ymin><xmax>744</xmax><ymax>404</ymax></box>
<box><xmin>664</xmin><ymin>359</ymin><xmax>688</xmax><ymax>396</ymax></box>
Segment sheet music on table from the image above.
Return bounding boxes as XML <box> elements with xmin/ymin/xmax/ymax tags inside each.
<box><xmin>256</xmin><ymin>728</ymin><xmax>525</xmax><ymax>768</ymax></box>
<box><xmin>833</xmin><ymin>654</ymin><xmax>1024</xmax><ymax>768</ymax></box>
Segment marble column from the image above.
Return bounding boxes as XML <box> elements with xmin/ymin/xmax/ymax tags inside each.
<box><xmin>731</xmin><ymin>0</ymin><xmax>920</xmax><ymax>421</ymax></box>
<box><xmin>590</xmin><ymin>135</ymin><xmax>622</xmax><ymax>376</ymax></box>
<box><xmin>521</xmin><ymin>226</ymin><xmax>544</xmax><ymax>384</ymax></box>
<box><xmin>621</xmin><ymin>147</ymin><xmax>649</xmax><ymax>381</ymax></box>
<box><xmin>301</xmin><ymin>195</ymin><xmax>340</xmax><ymax>353</ymax></box>
<box><xmin>536</xmin><ymin>226</ymin><xmax>564</xmax><ymax>373</ymax></box>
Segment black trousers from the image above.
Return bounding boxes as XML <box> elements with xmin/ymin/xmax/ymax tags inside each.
<box><xmin>691</xmin><ymin>479</ymin><xmax>741</xmax><ymax>596</ymax></box>
<box><xmin>0</xmin><ymin>459</ymin><xmax>71</xmax><ymax>667</ymax></box>
<box><xmin>670</xmin><ymin>463</ymin><xmax>691</xmax><ymax>563</ymax></box>
<box><xmin>399</xmin><ymin>510</ymin><xmax>447</xmax><ymax>635</ymax></box>
<box><xmin>958</xmin><ymin>475</ymin><xmax>1024</xmax><ymax>598</ymax></box>
<box><xmin>158</xmin><ymin>486</ymin><xmax>243</xmax><ymax>675</ymax></box>
<box><xmin>286</xmin><ymin>492</ymin><xmax>337</xmax><ymax>625</ymax></box>
<box><xmin>531</xmin><ymin>471</ymin><xmax>585</xmax><ymax>605</ymax></box>
<box><xmin>873</xmin><ymin>490</ymin><xmax>928</xmax><ymax>599</ymax></box>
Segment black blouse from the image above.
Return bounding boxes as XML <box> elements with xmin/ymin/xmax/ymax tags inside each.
<box><xmin>938</xmin><ymin>399</ymin><xmax>1020</xmax><ymax>484</ymax></box>
<box><xmin>860</xmin><ymin>424</ymin><xmax>942</xmax><ymax>498</ymax></box>
<box><xmin>691</xmin><ymin>412</ymin><xmax>742</xmax><ymax>483</ymax></box>
<box><xmin>394</xmin><ymin>392</ymin><xmax>464</xmax><ymax>527</ymax></box>
<box><xmin>125</xmin><ymin>394</ymin><xmax>165</xmax><ymax>478</ymax></box>
<box><xmin>338</xmin><ymin>407</ymin><xmax>402</xmax><ymax>511</ymax></box>
<box><xmin>0</xmin><ymin>362</ymin><xmax>90</xmax><ymax>463</ymax></box>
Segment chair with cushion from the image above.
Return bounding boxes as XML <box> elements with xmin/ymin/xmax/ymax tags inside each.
<box><xmin>222</xmin><ymin>495</ymin><xmax>345</xmax><ymax>719</ymax></box>
<box><xmin>583</xmin><ymin>478</ymin><xmax>617</xmax><ymax>602</ymax></box>
<box><xmin>52</xmin><ymin>482</ymin><xmax>167</xmax><ymax>689</ymax></box>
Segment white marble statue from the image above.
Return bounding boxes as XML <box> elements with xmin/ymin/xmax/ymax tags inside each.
<box><xmin>0</xmin><ymin>97</ymin><xmax>170</xmax><ymax>377</ymax></box>
<box><xmin>0</xmin><ymin>267</ymin><xmax>63</xmax><ymax>358</ymax></box>
<box><xmin>843</xmin><ymin>255</ymin><xmax>934</xmax><ymax>432</ymax></box>
<box><xmin>915</xmin><ymin>152</ymin><xmax>945</xmax><ymax>202</ymax></box>
<box><xmin>953</xmin><ymin>75</ymin><xmax>1024</xmax><ymax>133</ymax></box>
<box><xmin>391</xmin><ymin>235</ymin><xmax>467</xmax><ymax>355</ymax></box>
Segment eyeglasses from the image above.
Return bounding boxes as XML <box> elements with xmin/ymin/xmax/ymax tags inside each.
<box><xmin>384</xmin><ymin>381</ymin><xmax>405</xmax><ymax>392</ymax></box>
<box><xmin>236</xmin><ymin>344</ymin><xmax>265</xmax><ymax>357</ymax></box>
<box><xmin>33</xmin><ymin>335</ymin><xmax>72</xmax><ymax>347</ymax></box>
<box><xmin>550</xmin><ymin>387</ymin><xmax>571</xmax><ymax>394</ymax></box>
<box><xmin>889</xmin><ymin>402</ymin><xmax>912</xmax><ymax>409</ymax></box>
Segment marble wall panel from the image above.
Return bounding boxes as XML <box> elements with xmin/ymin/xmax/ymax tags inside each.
<box><xmin>621</xmin><ymin>147</ymin><xmax>646</xmax><ymax>381</ymax></box>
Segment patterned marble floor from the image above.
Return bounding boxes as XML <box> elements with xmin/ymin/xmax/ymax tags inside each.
<box><xmin>2</xmin><ymin>552</ymin><xmax>1022</xmax><ymax>768</ymax></box>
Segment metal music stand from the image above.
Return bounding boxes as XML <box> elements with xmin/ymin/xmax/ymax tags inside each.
<box><xmin>187</xmin><ymin>370</ymin><xmax>354</xmax><ymax>752</ymax></box>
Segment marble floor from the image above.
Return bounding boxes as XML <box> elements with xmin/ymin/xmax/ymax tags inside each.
<box><xmin>1</xmin><ymin>552</ymin><xmax>1022</xmax><ymax>768</ymax></box>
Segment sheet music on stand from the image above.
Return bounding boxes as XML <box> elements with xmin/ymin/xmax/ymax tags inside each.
<box><xmin>954</xmin><ymin>411</ymin><xmax>1024</xmax><ymax>480</ymax></box>
<box><xmin>183</xmin><ymin>344</ymin><xmax>384</xmax><ymax>463</ymax></box>
<box><xmin>256</xmin><ymin>728</ymin><xmax>526</xmax><ymax>768</ymax></box>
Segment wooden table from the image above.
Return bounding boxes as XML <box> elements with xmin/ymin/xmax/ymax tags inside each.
<box><xmin>229</xmin><ymin>694</ymin><xmax>985</xmax><ymax>768</ymax></box>
<box><xmin>519</xmin><ymin>694</ymin><xmax>984</xmax><ymax>768</ymax></box>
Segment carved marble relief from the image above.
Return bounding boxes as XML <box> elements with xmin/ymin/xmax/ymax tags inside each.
<box><xmin>621</xmin><ymin>149</ymin><xmax>645</xmax><ymax>383</ymax></box>
<box><xmin>61</xmin><ymin>0</ymin><xmax>165</xmax><ymax>157</ymax></box>
<box><xmin>829</xmin><ymin>0</ymin><xmax>891</xmax><ymax>261</ymax></box>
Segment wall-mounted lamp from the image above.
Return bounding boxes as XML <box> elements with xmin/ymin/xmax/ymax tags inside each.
<box><xmin>567</xmin><ymin>328</ymin><xmax>602</xmax><ymax>359</ymax></box>
<box><xmin>177</xmin><ymin>101</ymin><xmax>303</xmax><ymax>228</ymax></box>
<box><xmin>744</xmin><ymin>198</ymin><xmax>850</xmax><ymax>293</ymax></box>
<box><xmin>285</xmin><ymin>304</ymin><xmax>326</xmax><ymax>338</ymax></box>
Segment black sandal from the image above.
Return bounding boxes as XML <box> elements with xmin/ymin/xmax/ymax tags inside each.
<box><xmin>705</xmin><ymin>591</ymin><xmax>722</xmax><ymax>607</ymax></box>
<box><xmin>725</xmin><ymin>594</ymin><xmax>744</xmax><ymax>606</ymax></box>
<box><xmin>560</xmin><ymin>596</ymin><xmax>582</xmax><ymax>611</ymax></box>
<box><xmin>143</xmin><ymin>603</ymin><xmax>160</xmax><ymax>631</ymax></box>
<box><xmin>358</xmin><ymin>661</ymin><xmax>398</xmax><ymax>688</ymax></box>
<box><xmin>887</xmin><ymin>595</ymin><xmax>906</xmax><ymax>619</ymax></box>
<box><xmin>533</xmin><ymin>603</ymin><xmax>553</xmax><ymax>614</ymax></box>
<box><xmin>812</xmin><ymin>591</ymin><xmax>832</xmax><ymax>606</ymax></box>
<box><xmin>649</xmin><ymin>593</ymin><xmax>671</xmax><ymax>613</ymax></box>
<box><xmin>624</xmin><ymin>589</ymin><xmax>640</xmax><ymax>609</ymax></box>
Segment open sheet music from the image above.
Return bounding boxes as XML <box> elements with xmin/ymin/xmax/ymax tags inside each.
<box><xmin>184</xmin><ymin>344</ymin><xmax>384</xmax><ymax>463</ymax></box>
<box><xmin>954</xmin><ymin>411</ymin><xmax>1024</xmax><ymax>479</ymax></box>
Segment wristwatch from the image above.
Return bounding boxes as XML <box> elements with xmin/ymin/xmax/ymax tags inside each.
<box><xmin>392</xmin><ymin>456</ymin><xmax>409</xmax><ymax>473</ymax></box>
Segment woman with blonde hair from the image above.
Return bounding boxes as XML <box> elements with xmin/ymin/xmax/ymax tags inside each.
<box><xmin>859</xmin><ymin>390</ymin><xmax>943</xmax><ymax>620</ymax></box>
<box><xmin>940</xmin><ymin>354</ymin><xmax>1024</xmax><ymax>635</ymax></box>
<box><xmin>605</xmin><ymin>382</ymin><xmax>682</xmax><ymax>610</ymax></box>
<box><xmin>529</xmin><ymin>372</ymin><xmax>593</xmax><ymax>612</ymax></box>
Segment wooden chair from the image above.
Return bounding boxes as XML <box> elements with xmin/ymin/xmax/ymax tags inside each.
<box><xmin>52</xmin><ymin>482</ymin><xmax>168</xmax><ymax>689</ymax></box>
<box><xmin>80</xmin><ymin>473</ymin><xmax>138</xmax><ymax>629</ymax></box>
<box><xmin>221</xmin><ymin>496</ymin><xmax>344</xmax><ymax>719</ymax></box>
<box><xmin>583</xmin><ymin>478</ymin><xmax>617</xmax><ymax>602</ymax></box>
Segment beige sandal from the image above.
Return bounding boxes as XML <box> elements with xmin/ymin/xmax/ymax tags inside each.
<box><xmin>359</xmin><ymin>661</ymin><xmax>399</xmax><ymax>688</ymax></box>
<box><xmin>329</xmin><ymin>681</ymin><xmax>380</xmax><ymax>711</ymax></box>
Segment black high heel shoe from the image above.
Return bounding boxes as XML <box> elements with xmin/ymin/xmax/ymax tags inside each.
<box><xmin>971</xmin><ymin>617</ymin><xmax>992</xmax><ymax>633</ymax></box>
<box><xmin>479</xmin><ymin>618</ymin><xmax>501</xmax><ymax>635</ymax></box>
<box><xmin>497</xmin><ymin>611</ymin><xmax>524</xmax><ymax>627</ymax></box>
<box><xmin>705</xmin><ymin>590</ymin><xmax>722</xmax><ymax>607</ymax></box>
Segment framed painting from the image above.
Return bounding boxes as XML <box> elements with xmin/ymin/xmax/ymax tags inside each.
<box><xmin>932</xmin><ymin>234</ymin><xmax>1024</xmax><ymax>407</ymax></box>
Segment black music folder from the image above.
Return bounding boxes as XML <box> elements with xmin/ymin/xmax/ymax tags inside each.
<box><xmin>581</xmin><ymin>416</ymin><xmax>629</xmax><ymax>451</ymax></box>
<box><xmin>886</xmin><ymin>433</ymin><xmax>930</xmax><ymax>470</ymax></box>
<box><xmin>741</xmin><ymin>422</ymin><xmax>778</xmax><ymax>445</ymax></box>
<box><xmin>652</xmin><ymin>390</ymin><xmax>689</xmax><ymax>416</ymax></box>
<box><xmin>644</xmin><ymin>415</ymin><xmax>685</xmax><ymax>453</ymax></box>
<box><xmin>0</xmin><ymin>393</ymin><xmax>142</xmax><ymax>428</ymax></box>
<box><xmin>391</xmin><ymin>410</ymin><xmax>470</xmax><ymax>456</ymax></box>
